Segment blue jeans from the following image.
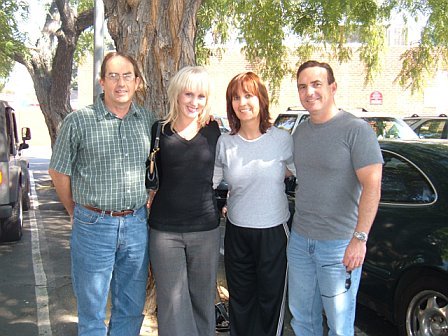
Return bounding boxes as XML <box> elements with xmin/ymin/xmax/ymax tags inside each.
<box><xmin>71</xmin><ymin>204</ymin><xmax>149</xmax><ymax>336</ymax></box>
<box><xmin>287</xmin><ymin>230</ymin><xmax>361</xmax><ymax>336</ymax></box>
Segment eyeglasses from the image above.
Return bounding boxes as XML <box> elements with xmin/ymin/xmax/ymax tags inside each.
<box><xmin>321</xmin><ymin>263</ymin><xmax>352</xmax><ymax>298</ymax></box>
<box><xmin>105</xmin><ymin>73</ymin><xmax>135</xmax><ymax>82</ymax></box>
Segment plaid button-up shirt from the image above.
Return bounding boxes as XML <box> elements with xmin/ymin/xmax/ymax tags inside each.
<box><xmin>50</xmin><ymin>94</ymin><xmax>154</xmax><ymax>211</ymax></box>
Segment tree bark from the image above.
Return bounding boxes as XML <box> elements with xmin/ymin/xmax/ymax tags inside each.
<box><xmin>104</xmin><ymin>0</ymin><xmax>201</xmax><ymax>118</ymax></box>
<box><xmin>103</xmin><ymin>0</ymin><xmax>202</xmax><ymax>316</ymax></box>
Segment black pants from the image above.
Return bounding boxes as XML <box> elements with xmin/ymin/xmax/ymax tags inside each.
<box><xmin>224</xmin><ymin>220</ymin><xmax>288</xmax><ymax>336</ymax></box>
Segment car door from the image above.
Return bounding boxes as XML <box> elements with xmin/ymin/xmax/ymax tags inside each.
<box><xmin>360</xmin><ymin>149</ymin><xmax>438</xmax><ymax>310</ymax></box>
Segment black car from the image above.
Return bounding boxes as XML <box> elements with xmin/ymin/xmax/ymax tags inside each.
<box><xmin>359</xmin><ymin>140</ymin><xmax>448</xmax><ymax>336</ymax></box>
<box><xmin>217</xmin><ymin>139</ymin><xmax>448</xmax><ymax>336</ymax></box>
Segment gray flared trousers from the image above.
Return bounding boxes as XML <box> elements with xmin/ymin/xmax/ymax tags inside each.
<box><xmin>150</xmin><ymin>227</ymin><xmax>220</xmax><ymax>336</ymax></box>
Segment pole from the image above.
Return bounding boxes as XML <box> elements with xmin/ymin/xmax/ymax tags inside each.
<box><xmin>93</xmin><ymin>0</ymin><xmax>105</xmax><ymax>102</ymax></box>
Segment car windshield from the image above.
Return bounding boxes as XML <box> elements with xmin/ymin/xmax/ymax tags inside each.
<box><xmin>362</xmin><ymin>117</ymin><xmax>419</xmax><ymax>140</ymax></box>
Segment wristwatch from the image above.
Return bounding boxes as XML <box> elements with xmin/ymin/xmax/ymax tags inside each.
<box><xmin>353</xmin><ymin>231</ymin><xmax>368</xmax><ymax>242</ymax></box>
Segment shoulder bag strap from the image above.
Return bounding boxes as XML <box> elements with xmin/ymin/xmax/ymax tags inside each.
<box><xmin>149</xmin><ymin>121</ymin><xmax>162</xmax><ymax>176</ymax></box>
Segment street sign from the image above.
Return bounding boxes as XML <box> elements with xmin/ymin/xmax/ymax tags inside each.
<box><xmin>370</xmin><ymin>91</ymin><xmax>383</xmax><ymax>105</ymax></box>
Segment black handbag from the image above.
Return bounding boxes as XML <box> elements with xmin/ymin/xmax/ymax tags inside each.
<box><xmin>215</xmin><ymin>301</ymin><xmax>230</xmax><ymax>332</ymax></box>
<box><xmin>215</xmin><ymin>285</ymin><xmax>230</xmax><ymax>332</ymax></box>
<box><xmin>146</xmin><ymin>121</ymin><xmax>162</xmax><ymax>190</ymax></box>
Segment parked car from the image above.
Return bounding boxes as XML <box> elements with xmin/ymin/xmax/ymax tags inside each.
<box><xmin>403</xmin><ymin>114</ymin><xmax>426</xmax><ymax>126</ymax></box>
<box><xmin>217</xmin><ymin>138</ymin><xmax>448</xmax><ymax>335</ymax></box>
<box><xmin>403</xmin><ymin>114</ymin><xmax>447</xmax><ymax>139</ymax></box>
<box><xmin>214</xmin><ymin>116</ymin><xmax>229</xmax><ymax>212</ymax></box>
<box><xmin>215</xmin><ymin>116</ymin><xmax>230</xmax><ymax>134</ymax></box>
<box><xmin>276</xmin><ymin>107</ymin><xmax>419</xmax><ymax>140</ymax></box>
<box><xmin>0</xmin><ymin>101</ymin><xmax>32</xmax><ymax>242</ymax></box>
<box><xmin>274</xmin><ymin>107</ymin><xmax>310</xmax><ymax>134</ymax></box>
<box><xmin>359</xmin><ymin>140</ymin><xmax>448</xmax><ymax>336</ymax></box>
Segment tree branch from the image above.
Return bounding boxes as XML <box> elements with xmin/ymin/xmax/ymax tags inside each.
<box><xmin>76</xmin><ymin>8</ymin><xmax>95</xmax><ymax>34</ymax></box>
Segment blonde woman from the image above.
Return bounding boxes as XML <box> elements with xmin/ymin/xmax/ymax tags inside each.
<box><xmin>148</xmin><ymin>66</ymin><xmax>221</xmax><ymax>336</ymax></box>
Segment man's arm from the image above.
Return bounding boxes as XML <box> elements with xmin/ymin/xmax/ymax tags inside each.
<box><xmin>49</xmin><ymin>169</ymin><xmax>75</xmax><ymax>218</ymax></box>
<box><xmin>343</xmin><ymin>163</ymin><xmax>382</xmax><ymax>271</ymax></box>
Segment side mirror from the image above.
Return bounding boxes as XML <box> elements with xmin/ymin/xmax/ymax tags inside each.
<box><xmin>22</xmin><ymin>127</ymin><xmax>31</xmax><ymax>141</ymax></box>
<box><xmin>19</xmin><ymin>143</ymin><xmax>29</xmax><ymax>150</ymax></box>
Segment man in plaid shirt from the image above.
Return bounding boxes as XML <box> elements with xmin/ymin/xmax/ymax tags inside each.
<box><xmin>49</xmin><ymin>52</ymin><xmax>153</xmax><ymax>336</ymax></box>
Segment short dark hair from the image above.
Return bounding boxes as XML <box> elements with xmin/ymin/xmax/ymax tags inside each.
<box><xmin>296</xmin><ymin>60</ymin><xmax>336</xmax><ymax>85</ymax></box>
<box><xmin>226</xmin><ymin>72</ymin><xmax>271</xmax><ymax>134</ymax></box>
<box><xmin>100</xmin><ymin>51</ymin><xmax>141</xmax><ymax>80</ymax></box>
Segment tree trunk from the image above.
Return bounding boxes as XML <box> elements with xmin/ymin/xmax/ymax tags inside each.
<box><xmin>104</xmin><ymin>0</ymin><xmax>201</xmax><ymax>118</ymax></box>
<box><xmin>103</xmin><ymin>0</ymin><xmax>202</xmax><ymax>317</ymax></box>
<box><xmin>21</xmin><ymin>39</ymin><xmax>75</xmax><ymax>148</ymax></box>
<box><xmin>14</xmin><ymin>1</ymin><xmax>93</xmax><ymax>146</ymax></box>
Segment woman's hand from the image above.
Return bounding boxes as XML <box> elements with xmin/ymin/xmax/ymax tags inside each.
<box><xmin>146</xmin><ymin>189</ymin><xmax>157</xmax><ymax>209</ymax></box>
<box><xmin>205</xmin><ymin>114</ymin><xmax>215</xmax><ymax>124</ymax></box>
<box><xmin>221</xmin><ymin>205</ymin><xmax>227</xmax><ymax>218</ymax></box>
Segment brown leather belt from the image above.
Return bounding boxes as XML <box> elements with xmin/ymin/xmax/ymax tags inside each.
<box><xmin>83</xmin><ymin>205</ymin><xmax>134</xmax><ymax>217</ymax></box>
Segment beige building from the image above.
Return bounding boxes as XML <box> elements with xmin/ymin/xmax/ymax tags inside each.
<box><xmin>203</xmin><ymin>45</ymin><xmax>447</xmax><ymax>119</ymax></box>
<box><xmin>78</xmin><ymin>45</ymin><xmax>448</xmax><ymax>120</ymax></box>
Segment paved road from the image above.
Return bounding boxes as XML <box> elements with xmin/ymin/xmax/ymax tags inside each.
<box><xmin>0</xmin><ymin>149</ymin><xmax>397</xmax><ymax>335</ymax></box>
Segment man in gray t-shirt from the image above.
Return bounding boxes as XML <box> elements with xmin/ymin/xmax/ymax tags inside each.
<box><xmin>287</xmin><ymin>60</ymin><xmax>383</xmax><ymax>336</ymax></box>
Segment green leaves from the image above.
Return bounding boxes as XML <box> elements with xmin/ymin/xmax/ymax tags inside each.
<box><xmin>0</xmin><ymin>0</ymin><xmax>28</xmax><ymax>81</ymax></box>
<box><xmin>75</xmin><ymin>29</ymin><xmax>94</xmax><ymax>64</ymax></box>
<box><xmin>198</xmin><ymin>0</ymin><xmax>448</xmax><ymax>96</ymax></box>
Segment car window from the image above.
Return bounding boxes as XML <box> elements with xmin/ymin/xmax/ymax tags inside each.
<box><xmin>219</xmin><ymin>126</ymin><xmax>230</xmax><ymax>134</ymax></box>
<box><xmin>215</xmin><ymin>116</ymin><xmax>230</xmax><ymax>134</ymax></box>
<box><xmin>275</xmin><ymin>115</ymin><xmax>299</xmax><ymax>133</ymax></box>
<box><xmin>299</xmin><ymin>114</ymin><xmax>310</xmax><ymax>123</ymax></box>
<box><xmin>381</xmin><ymin>151</ymin><xmax>436</xmax><ymax>204</ymax></box>
<box><xmin>414</xmin><ymin>120</ymin><xmax>446</xmax><ymax>139</ymax></box>
<box><xmin>362</xmin><ymin>117</ymin><xmax>418</xmax><ymax>140</ymax></box>
<box><xmin>403</xmin><ymin>118</ymin><xmax>420</xmax><ymax>126</ymax></box>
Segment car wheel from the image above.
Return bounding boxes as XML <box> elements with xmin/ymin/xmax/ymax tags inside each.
<box><xmin>22</xmin><ymin>179</ymin><xmax>31</xmax><ymax>211</ymax></box>
<box><xmin>398</xmin><ymin>276</ymin><xmax>448</xmax><ymax>336</ymax></box>
<box><xmin>0</xmin><ymin>186</ymin><xmax>23</xmax><ymax>242</ymax></box>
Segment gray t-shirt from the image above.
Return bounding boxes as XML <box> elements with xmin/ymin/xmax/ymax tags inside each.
<box><xmin>214</xmin><ymin>127</ymin><xmax>294</xmax><ymax>229</ymax></box>
<box><xmin>292</xmin><ymin>110</ymin><xmax>383</xmax><ymax>240</ymax></box>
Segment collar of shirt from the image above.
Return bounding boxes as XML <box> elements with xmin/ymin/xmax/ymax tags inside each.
<box><xmin>93</xmin><ymin>93</ymin><xmax>143</xmax><ymax>121</ymax></box>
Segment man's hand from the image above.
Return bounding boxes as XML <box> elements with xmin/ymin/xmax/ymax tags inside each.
<box><xmin>343</xmin><ymin>238</ymin><xmax>366</xmax><ymax>272</ymax></box>
<box><xmin>48</xmin><ymin>169</ymin><xmax>75</xmax><ymax>217</ymax></box>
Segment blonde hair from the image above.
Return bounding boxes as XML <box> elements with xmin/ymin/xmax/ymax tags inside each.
<box><xmin>163</xmin><ymin>66</ymin><xmax>213</xmax><ymax>131</ymax></box>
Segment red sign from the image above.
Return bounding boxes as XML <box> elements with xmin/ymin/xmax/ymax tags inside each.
<box><xmin>370</xmin><ymin>91</ymin><xmax>383</xmax><ymax>105</ymax></box>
